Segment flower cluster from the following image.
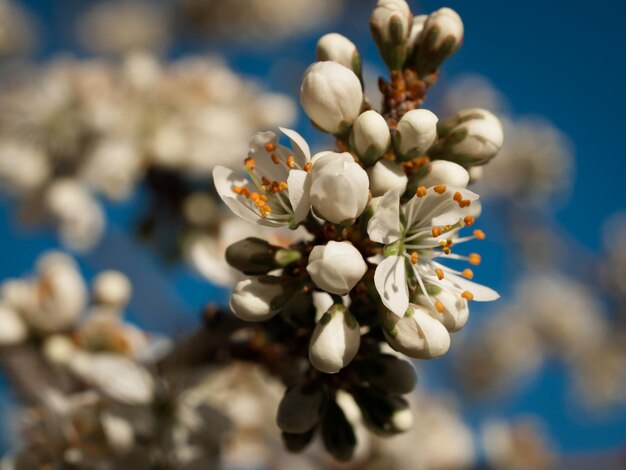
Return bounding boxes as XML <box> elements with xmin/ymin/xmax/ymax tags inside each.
<box><xmin>0</xmin><ymin>52</ymin><xmax>295</xmax><ymax>250</ymax></box>
<box><xmin>214</xmin><ymin>0</ymin><xmax>502</xmax><ymax>459</ymax></box>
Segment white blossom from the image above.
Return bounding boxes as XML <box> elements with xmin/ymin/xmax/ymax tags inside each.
<box><xmin>0</xmin><ymin>303</ymin><xmax>28</xmax><ymax>345</ymax></box>
<box><xmin>309</xmin><ymin>152</ymin><xmax>369</xmax><ymax>224</ymax></box>
<box><xmin>351</xmin><ymin>110</ymin><xmax>391</xmax><ymax>164</ymax></box>
<box><xmin>307</xmin><ymin>241</ymin><xmax>367</xmax><ymax>295</ymax></box>
<box><xmin>92</xmin><ymin>270</ymin><xmax>132</xmax><ymax>310</ymax></box>
<box><xmin>213</xmin><ymin>128</ymin><xmax>312</xmax><ymax>228</ymax></box>
<box><xmin>367</xmin><ymin>159</ymin><xmax>408</xmax><ymax>197</ymax></box>
<box><xmin>230</xmin><ymin>277</ymin><xmax>286</xmax><ymax>322</ymax></box>
<box><xmin>368</xmin><ymin>186</ymin><xmax>498</xmax><ymax>319</ymax></box>
<box><xmin>316</xmin><ymin>33</ymin><xmax>361</xmax><ymax>75</ymax></box>
<box><xmin>394</xmin><ymin>109</ymin><xmax>438</xmax><ymax>159</ymax></box>
<box><xmin>417</xmin><ymin>160</ymin><xmax>470</xmax><ymax>188</ymax></box>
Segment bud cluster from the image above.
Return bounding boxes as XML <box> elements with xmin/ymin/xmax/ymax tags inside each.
<box><xmin>214</xmin><ymin>0</ymin><xmax>502</xmax><ymax>460</ymax></box>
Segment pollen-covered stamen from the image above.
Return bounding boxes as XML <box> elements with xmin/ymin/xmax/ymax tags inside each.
<box><xmin>435</xmin><ymin>300</ymin><xmax>445</xmax><ymax>313</ymax></box>
<box><xmin>453</xmin><ymin>191</ymin><xmax>463</xmax><ymax>203</ymax></box>
<box><xmin>244</xmin><ymin>156</ymin><xmax>255</xmax><ymax>169</ymax></box>
<box><xmin>232</xmin><ymin>185</ymin><xmax>251</xmax><ymax>198</ymax></box>
<box><xmin>461</xmin><ymin>291</ymin><xmax>474</xmax><ymax>301</ymax></box>
<box><xmin>303</xmin><ymin>162</ymin><xmax>312</xmax><ymax>172</ymax></box>
<box><xmin>459</xmin><ymin>199</ymin><xmax>471</xmax><ymax>208</ymax></box>
<box><xmin>473</xmin><ymin>229</ymin><xmax>486</xmax><ymax>240</ymax></box>
<box><xmin>439</xmin><ymin>240</ymin><xmax>451</xmax><ymax>255</ymax></box>
<box><xmin>286</xmin><ymin>156</ymin><xmax>296</xmax><ymax>169</ymax></box>
<box><xmin>435</xmin><ymin>268</ymin><xmax>444</xmax><ymax>280</ymax></box>
<box><xmin>416</xmin><ymin>186</ymin><xmax>427</xmax><ymax>197</ymax></box>
<box><xmin>463</xmin><ymin>216</ymin><xmax>475</xmax><ymax>226</ymax></box>
<box><xmin>462</xmin><ymin>268</ymin><xmax>474</xmax><ymax>279</ymax></box>
<box><xmin>432</xmin><ymin>227</ymin><xmax>442</xmax><ymax>237</ymax></box>
<box><xmin>265</xmin><ymin>143</ymin><xmax>277</xmax><ymax>152</ymax></box>
<box><xmin>411</xmin><ymin>251</ymin><xmax>419</xmax><ymax>264</ymax></box>
<box><xmin>434</xmin><ymin>184</ymin><xmax>447</xmax><ymax>194</ymax></box>
<box><xmin>271</xmin><ymin>153</ymin><xmax>281</xmax><ymax>165</ymax></box>
<box><xmin>469</xmin><ymin>253</ymin><xmax>481</xmax><ymax>265</ymax></box>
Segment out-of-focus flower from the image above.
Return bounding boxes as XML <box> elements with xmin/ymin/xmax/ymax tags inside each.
<box><xmin>76</xmin><ymin>0</ymin><xmax>170</xmax><ymax>55</ymax></box>
<box><xmin>0</xmin><ymin>0</ymin><xmax>36</xmax><ymax>56</ymax></box>
<box><xmin>482</xmin><ymin>418</ymin><xmax>556</xmax><ymax>470</ymax></box>
<box><xmin>178</xmin><ymin>0</ymin><xmax>344</xmax><ymax>42</ymax></box>
<box><xmin>0</xmin><ymin>303</ymin><xmax>27</xmax><ymax>345</ymax></box>
<box><xmin>92</xmin><ymin>270</ymin><xmax>133</xmax><ymax>310</ymax></box>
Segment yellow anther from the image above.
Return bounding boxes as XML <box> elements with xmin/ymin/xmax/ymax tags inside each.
<box><xmin>286</xmin><ymin>155</ymin><xmax>296</xmax><ymax>169</ymax></box>
<box><xmin>432</xmin><ymin>227</ymin><xmax>442</xmax><ymax>237</ymax></box>
<box><xmin>469</xmin><ymin>253</ymin><xmax>482</xmax><ymax>265</ymax></box>
<box><xmin>435</xmin><ymin>268</ymin><xmax>444</xmax><ymax>280</ymax></box>
<box><xmin>303</xmin><ymin>162</ymin><xmax>312</xmax><ymax>173</ymax></box>
<box><xmin>410</xmin><ymin>252</ymin><xmax>419</xmax><ymax>264</ymax></box>
<box><xmin>461</xmin><ymin>291</ymin><xmax>474</xmax><ymax>301</ymax></box>
<box><xmin>434</xmin><ymin>184</ymin><xmax>447</xmax><ymax>194</ymax></box>
<box><xmin>473</xmin><ymin>229</ymin><xmax>486</xmax><ymax>240</ymax></box>
<box><xmin>460</xmin><ymin>199</ymin><xmax>471</xmax><ymax>208</ymax></box>
<box><xmin>446</xmin><ymin>239</ymin><xmax>454</xmax><ymax>247</ymax></box>
<box><xmin>271</xmin><ymin>153</ymin><xmax>280</xmax><ymax>165</ymax></box>
<box><xmin>435</xmin><ymin>300</ymin><xmax>445</xmax><ymax>313</ymax></box>
<box><xmin>462</xmin><ymin>268</ymin><xmax>474</xmax><ymax>279</ymax></box>
<box><xmin>464</xmin><ymin>216</ymin><xmax>475</xmax><ymax>226</ymax></box>
<box><xmin>279</xmin><ymin>181</ymin><xmax>288</xmax><ymax>191</ymax></box>
<box><xmin>453</xmin><ymin>191</ymin><xmax>463</xmax><ymax>203</ymax></box>
<box><xmin>265</xmin><ymin>143</ymin><xmax>276</xmax><ymax>152</ymax></box>
<box><xmin>416</xmin><ymin>186</ymin><xmax>427</xmax><ymax>197</ymax></box>
<box><xmin>244</xmin><ymin>157</ymin><xmax>255</xmax><ymax>169</ymax></box>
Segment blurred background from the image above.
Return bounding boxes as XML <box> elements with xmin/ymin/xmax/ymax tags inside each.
<box><xmin>0</xmin><ymin>0</ymin><xmax>625</xmax><ymax>468</ymax></box>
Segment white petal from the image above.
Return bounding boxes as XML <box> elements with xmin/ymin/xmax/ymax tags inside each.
<box><xmin>368</xmin><ymin>190</ymin><xmax>402</xmax><ymax>244</ymax></box>
<box><xmin>280</xmin><ymin>127</ymin><xmax>311</xmax><ymax>163</ymax></box>
<box><xmin>446</xmin><ymin>273</ymin><xmax>500</xmax><ymax>301</ymax></box>
<box><xmin>375</xmin><ymin>256</ymin><xmax>409</xmax><ymax>317</ymax></box>
<box><xmin>287</xmin><ymin>169</ymin><xmax>311</xmax><ymax>225</ymax></box>
<box><xmin>212</xmin><ymin>166</ymin><xmax>279</xmax><ymax>227</ymax></box>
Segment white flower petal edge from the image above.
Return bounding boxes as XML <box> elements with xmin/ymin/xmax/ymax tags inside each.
<box><xmin>368</xmin><ymin>189</ymin><xmax>402</xmax><ymax>244</ymax></box>
<box><xmin>374</xmin><ymin>255</ymin><xmax>409</xmax><ymax>317</ymax></box>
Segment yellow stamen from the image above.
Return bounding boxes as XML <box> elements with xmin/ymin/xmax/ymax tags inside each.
<box><xmin>286</xmin><ymin>156</ymin><xmax>296</xmax><ymax>169</ymax></box>
<box><xmin>435</xmin><ymin>300</ymin><xmax>445</xmax><ymax>313</ymax></box>
<box><xmin>410</xmin><ymin>252</ymin><xmax>419</xmax><ymax>264</ymax></box>
<box><xmin>464</xmin><ymin>216</ymin><xmax>475</xmax><ymax>226</ymax></box>
<box><xmin>462</xmin><ymin>268</ymin><xmax>474</xmax><ymax>279</ymax></box>
<box><xmin>435</xmin><ymin>268</ymin><xmax>444</xmax><ymax>280</ymax></box>
<box><xmin>453</xmin><ymin>191</ymin><xmax>463</xmax><ymax>203</ymax></box>
<box><xmin>434</xmin><ymin>184</ymin><xmax>447</xmax><ymax>194</ymax></box>
<box><xmin>304</xmin><ymin>162</ymin><xmax>312</xmax><ymax>172</ymax></box>
<box><xmin>271</xmin><ymin>153</ymin><xmax>280</xmax><ymax>165</ymax></box>
<box><xmin>469</xmin><ymin>253</ymin><xmax>482</xmax><ymax>265</ymax></box>
<box><xmin>461</xmin><ymin>291</ymin><xmax>474</xmax><ymax>301</ymax></box>
<box><xmin>416</xmin><ymin>186</ymin><xmax>427</xmax><ymax>197</ymax></box>
<box><xmin>265</xmin><ymin>143</ymin><xmax>276</xmax><ymax>152</ymax></box>
<box><xmin>244</xmin><ymin>156</ymin><xmax>255</xmax><ymax>169</ymax></box>
<box><xmin>432</xmin><ymin>227</ymin><xmax>442</xmax><ymax>237</ymax></box>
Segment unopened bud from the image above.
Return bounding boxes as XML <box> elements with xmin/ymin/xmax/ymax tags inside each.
<box><xmin>414</xmin><ymin>287</ymin><xmax>469</xmax><ymax>332</ymax></box>
<box><xmin>413</xmin><ymin>160</ymin><xmax>470</xmax><ymax>189</ymax></box>
<box><xmin>382</xmin><ymin>304</ymin><xmax>451</xmax><ymax>359</ymax></box>
<box><xmin>282</xmin><ymin>428</ymin><xmax>316</xmax><ymax>454</ymax></box>
<box><xmin>226</xmin><ymin>237</ymin><xmax>300</xmax><ymax>275</ymax></box>
<box><xmin>367</xmin><ymin>159</ymin><xmax>408</xmax><ymax>197</ymax></box>
<box><xmin>277</xmin><ymin>383</ymin><xmax>324</xmax><ymax>433</ymax></box>
<box><xmin>405</xmin><ymin>15</ymin><xmax>428</xmax><ymax>60</ymax></box>
<box><xmin>432</xmin><ymin>108</ymin><xmax>503</xmax><ymax>166</ymax></box>
<box><xmin>415</xmin><ymin>7</ymin><xmax>464</xmax><ymax>76</ymax></box>
<box><xmin>370</xmin><ymin>0</ymin><xmax>412</xmax><ymax>70</ymax></box>
<box><xmin>230</xmin><ymin>276</ymin><xmax>293</xmax><ymax>322</ymax></box>
<box><xmin>309</xmin><ymin>304</ymin><xmax>360</xmax><ymax>374</ymax></box>
<box><xmin>350</xmin><ymin>110</ymin><xmax>391</xmax><ymax>165</ymax></box>
<box><xmin>321</xmin><ymin>398</ymin><xmax>356</xmax><ymax>462</ymax></box>
<box><xmin>316</xmin><ymin>33</ymin><xmax>362</xmax><ymax>80</ymax></box>
<box><xmin>307</xmin><ymin>241</ymin><xmax>367</xmax><ymax>295</ymax></box>
<box><xmin>353</xmin><ymin>386</ymin><xmax>413</xmax><ymax>435</ymax></box>
<box><xmin>353</xmin><ymin>354</ymin><xmax>417</xmax><ymax>394</ymax></box>
<box><xmin>393</xmin><ymin>109</ymin><xmax>438</xmax><ymax>160</ymax></box>
<box><xmin>301</xmin><ymin>61</ymin><xmax>363</xmax><ymax>135</ymax></box>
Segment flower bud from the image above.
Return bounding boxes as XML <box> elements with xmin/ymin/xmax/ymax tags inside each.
<box><xmin>432</xmin><ymin>108</ymin><xmax>503</xmax><ymax>166</ymax></box>
<box><xmin>43</xmin><ymin>334</ymin><xmax>76</xmax><ymax>365</ymax></box>
<box><xmin>415</xmin><ymin>286</ymin><xmax>469</xmax><ymax>332</ymax></box>
<box><xmin>393</xmin><ymin>109</ymin><xmax>438</xmax><ymax>160</ymax></box>
<box><xmin>352</xmin><ymin>354</ymin><xmax>417</xmax><ymax>394</ymax></box>
<box><xmin>414</xmin><ymin>160</ymin><xmax>470</xmax><ymax>188</ymax></box>
<box><xmin>309</xmin><ymin>304</ymin><xmax>360</xmax><ymax>374</ymax></box>
<box><xmin>310</xmin><ymin>152</ymin><xmax>370</xmax><ymax>224</ymax></box>
<box><xmin>321</xmin><ymin>398</ymin><xmax>357</xmax><ymax>462</ymax></box>
<box><xmin>353</xmin><ymin>386</ymin><xmax>413</xmax><ymax>435</ymax></box>
<box><xmin>226</xmin><ymin>237</ymin><xmax>300</xmax><ymax>275</ymax></box>
<box><xmin>367</xmin><ymin>159</ymin><xmax>408</xmax><ymax>197</ymax></box>
<box><xmin>382</xmin><ymin>304</ymin><xmax>451</xmax><ymax>359</ymax></box>
<box><xmin>406</xmin><ymin>15</ymin><xmax>428</xmax><ymax>59</ymax></box>
<box><xmin>277</xmin><ymin>383</ymin><xmax>324</xmax><ymax>433</ymax></box>
<box><xmin>282</xmin><ymin>428</ymin><xmax>316</xmax><ymax>454</ymax></box>
<box><xmin>229</xmin><ymin>276</ymin><xmax>292</xmax><ymax>322</ymax></box>
<box><xmin>307</xmin><ymin>241</ymin><xmax>367</xmax><ymax>295</ymax></box>
<box><xmin>316</xmin><ymin>33</ymin><xmax>362</xmax><ymax>79</ymax></box>
<box><xmin>300</xmin><ymin>61</ymin><xmax>363</xmax><ymax>135</ymax></box>
<box><xmin>370</xmin><ymin>0</ymin><xmax>412</xmax><ymax>70</ymax></box>
<box><xmin>350</xmin><ymin>110</ymin><xmax>390</xmax><ymax>165</ymax></box>
<box><xmin>0</xmin><ymin>303</ymin><xmax>27</xmax><ymax>346</ymax></box>
<box><xmin>92</xmin><ymin>270</ymin><xmax>132</xmax><ymax>310</ymax></box>
<box><xmin>415</xmin><ymin>7</ymin><xmax>464</xmax><ymax>76</ymax></box>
